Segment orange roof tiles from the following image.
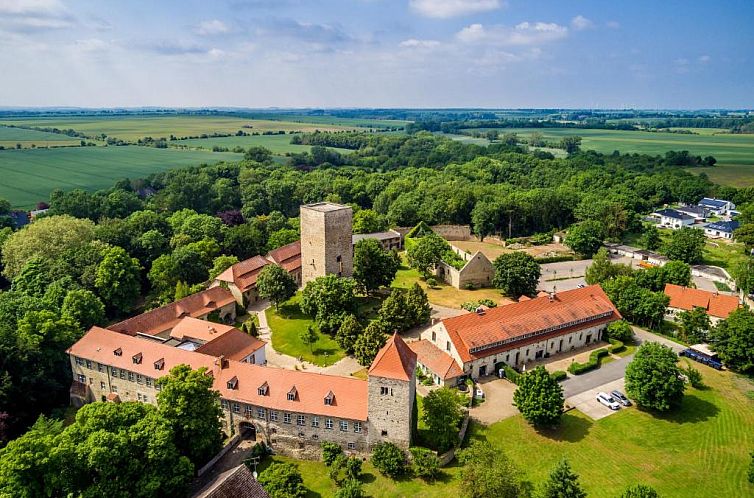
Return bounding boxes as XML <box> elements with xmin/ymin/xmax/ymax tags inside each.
<box><xmin>368</xmin><ymin>334</ymin><xmax>417</xmax><ymax>381</ymax></box>
<box><xmin>664</xmin><ymin>284</ymin><xmax>739</xmax><ymax>319</ymax></box>
<box><xmin>408</xmin><ymin>340</ymin><xmax>463</xmax><ymax>380</ymax></box>
<box><xmin>170</xmin><ymin>317</ymin><xmax>236</xmax><ymax>343</ymax></box>
<box><xmin>266</xmin><ymin>241</ymin><xmax>302</xmax><ymax>273</ymax></box>
<box><xmin>196</xmin><ymin>329</ymin><xmax>266</xmax><ymax>362</ymax></box>
<box><xmin>216</xmin><ymin>256</ymin><xmax>270</xmax><ymax>293</ymax></box>
<box><xmin>69</xmin><ymin>327</ymin><xmax>367</xmax><ymax>421</ymax></box>
<box><xmin>442</xmin><ymin>285</ymin><xmax>621</xmax><ymax>363</ymax></box>
<box><xmin>109</xmin><ymin>287</ymin><xmax>236</xmax><ymax>337</ymax></box>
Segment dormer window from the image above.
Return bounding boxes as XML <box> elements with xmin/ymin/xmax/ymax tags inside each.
<box><xmin>154</xmin><ymin>358</ymin><xmax>165</xmax><ymax>370</ymax></box>
<box><xmin>324</xmin><ymin>391</ymin><xmax>335</xmax><ymax>406</ymax></box>
<box><xmin>258</xmin><ymin>382</ymin><xmax>269</xmax><ymax>396</ymax></box>
<box><xmin>113</xmin><ymin>348</ymin><xmax>122</xmax><ymax>356</ymax></box>
<box><xmin>287</xmin><ymin>386</ymin><xmax>297</xmax><ymax>401</ymax></box>
<box><xmin>132</xmin><ymin>352</ymin><xmax>142</xmax><ymax>364</ymax></box>
<box><xmin>227</xmin><ymin>376</ymin><xmax>238</xmax><ymax>390</ymax></box>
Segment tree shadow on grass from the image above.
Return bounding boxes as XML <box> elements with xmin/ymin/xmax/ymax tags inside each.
<box><xmin>649</xmin><ymin>393</ymin><xmax>720</xmax><ymax>424</ymax></box>
<box><xmin>360</xmin><ymin>471</ymin><xmax>377</xmax><ymax>484</ymax></box>
<box><xmin>535</xmin><ymin>412</ymin><xmax>593</xmax><ymax>443</ymax></box>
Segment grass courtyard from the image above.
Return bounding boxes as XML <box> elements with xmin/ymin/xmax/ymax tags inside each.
<box><xmin>258</xmin><ymin>364</ymin><xmax>754</xmax><ymax>498</ymax></box>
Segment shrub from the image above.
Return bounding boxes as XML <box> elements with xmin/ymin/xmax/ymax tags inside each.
<box><xmin>535</xmin><ymin>255</ymin><xmax>577</xmax><ymax>264</ymax></box>
<box><xmin>426</xmin><ymin>277</ymin><xmax>438</xmax><ymax>288</ymax></box>
<box><xmin>503</xmin><ymin>365</ymin><xmax>521</xmax><ymax>384</ymax></box>
<box><xmin>249</xmin><ymin>441</ymin><xmax>268</xmax><ymax>460</ymax></box>
<box><xmin>550</xmin><ymin>370</ymin><xmax>567</xmax><ymax>382</ymax></box>
<box><xmin>478</xmin><ymin>298</ymin><xmax>497</xmax><ymax>308</ymax></box>
<box><xmin>334</xmin><ymin>479</ymin><xmax>365</xmax><ymax>498</ymax></box>
<box><xmin>567</xmin><ymin>348</ymin><xmax>609</xmax><ymax>375</ymax></box>
<box><xmin>321</xmin><ymin>441</ymin><xmax>343</xmax><ymax>466</ymax></box>
<box><xmin>607</xmin><ymin>320</ymin><xmax>634</xmax><ymax>342</ymax></box>
<box><xmin>371</xmin><ymin>442</ymin><xmax>407</xmax><ymax>478</ymax></box>
<box><xmin>608</xmin><ymin>338</ymin><xmax>625</xmax><ymax>354</ymax></box>
<box><xmin>410</xmin><ymin>447</ymin><xmax>440</xmax><ymax>481</ymax></box>
<box><xmin>464</xmin><ymin>282</ymin><xmax>476</xmax><ymax>290</ymax></box>
<box><xmin>683</xmin><ymin>364</ymin><xmax>704</xmax><ymax>388</ymax></box>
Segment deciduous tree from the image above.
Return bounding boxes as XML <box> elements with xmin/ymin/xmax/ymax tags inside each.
<box><xmin>370</xmin><ymin>442</ymin><xmax>407</xmax><ymax>478</ymax></box>
<box><xmin>625</xmin><ymin>342</ymin><xmax>685</xmax><ymax>411</ymax></box>
<box><xmin>421</xmin><ymin>387</ymin><xmax>465</xmax><ymax>451</ymax></box>
<box><xmin>256</xmin><ymin>264</ymin><xmax>298</xmax><ymax>310</ymax></box>
<box><xmin>456</xmin><ymin>440</ymin><xmax>529</xmax><ymax>498</ymax></box>
<box><xmin>353</xmin><ymin>319</ymin><xmax>389</xmax><ymax>366</ymax></box>
<box><xmin>257</xmin><ymin>462</ymin><xmax>306</xmax><ymax>498</ymax></box>
<box><xmin>95</xmin><ymin>246</ymin><xmax>141</xmax><ymax>313</ymax></box>
<box><xmin>353</xmin><ymin>238</ymin><xmax>399</xmax><ymax>294</ymax></box>
<box><xmin>565</xmin><ymin>220</ymin><xmax>604</xmax><ymax>258</ymax></box>
<box><xmin>335</xmin><ymin>314</ymin><xmax>363</xmax><ymax>354</ymax></box>
<box><xmin>61</xmin><ymin>289</ymin><xmax>105</xmax><ymax>329</ymax></box>
<box><xmin>663</xmin><ymin>227</ymin><xmax>705</xmax><ymax>264</ymax></box>
<box><xmin>407</xmin><ymin>233</ymin><xmax>449</xmax><ymax>278</ymax></box>
<box><xmin>492</xmin><ymin>251</ymin><xmax>541</xmax><ymax>298</ymax></box>
<box><xmin>513</xmin><ymin>366</ymin><xmax>564</xmax><ymax>427</ymax></box>
<box><xmin>710</xmin><ymin>307</ymin><xmax>754</xmax><ymax>373</ymax></box>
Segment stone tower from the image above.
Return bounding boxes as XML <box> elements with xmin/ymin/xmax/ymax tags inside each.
<box><xmin>300</xmin><ymin>202</ymin><xmax>353</xmax><ymax>286</ymax></box>
<box><xmin>367</xmin><ymin>334</ymin><xmax>417</xmax><ymax>449</ymax></box>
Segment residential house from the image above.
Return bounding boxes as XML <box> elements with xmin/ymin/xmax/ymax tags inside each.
<box><xmin>656</xmin><ymin>208</ymin><xmax>695</xmax><ymax>229</ymax></box>
<box><xmin>419</xmin><ymin>285</ymin><xmax>622</xmax><ymax>379</ymax></box>
<box><xmin>698</xmin><ymin>197</ymin><xmax>736</xmax><ymax>216</ymax></box>
<box><xmin>664</xmin><ymin>283</ymin><xmax>739</xmax><ymax>324</ymax></box>
<box><xmin>352</xmin><ymin>230</ymin><xmax>403</xmax><ymax>251</ymax></box>
<box><xmin>703</xmin><ymin>220</ymin><xmax>740</xmax><ymax>240</ymax></box>
<box><xmin>675</xmin><ymin>205</ymin><xmax>708</xmax><ymax>221</ymax></box>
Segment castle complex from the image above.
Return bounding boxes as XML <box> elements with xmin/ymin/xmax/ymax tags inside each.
<box><xmin>300</xmin><ymin>202</ymin><xmax>354</xmax><ymax>285</ymax></box>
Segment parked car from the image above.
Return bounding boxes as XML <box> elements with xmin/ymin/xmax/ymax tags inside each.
<box><xmin>610</xmin><ymin>390</ymin><xmax>631</xmax><ymax>406</ymax></box>
<box><xmin>474</xmin><ymin>387</ymin><xmax>485</xmax><ymax>400</ymax></box>
<box><xmin>596</xmin><ymin>391</ymin><xmax>620</xmax><ymax>410</ymax></box>
<box><xmin>457</xmin><ymin>382</ymin><xmax>468</xmax><ymax>392</ymax></box>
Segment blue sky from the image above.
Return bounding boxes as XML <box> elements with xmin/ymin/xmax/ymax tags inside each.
<box><xmin>1</xmin><ymin>0</ymin><xmax>752</xmax><ymax>108</ymax></box>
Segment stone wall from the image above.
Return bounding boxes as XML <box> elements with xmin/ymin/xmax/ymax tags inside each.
<box><xmin>431</xmin><ymin>224</ymin><xmax>471</xmax><ymax>241</ymax></box>
<box><xmin>367</xmin><ymin>375</ymin><xmax>414</xmax><ymax>449</ymax></box>
<box><xmin>301</xmin><ymin>204</ymin><xmax>353</xmax><ymax>286</ymax></box>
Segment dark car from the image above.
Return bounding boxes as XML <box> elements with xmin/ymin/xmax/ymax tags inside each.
<box><xmin>611</xmin><ymin>390</ymin><xmax>631</xmax><ymax>406</ymax></box>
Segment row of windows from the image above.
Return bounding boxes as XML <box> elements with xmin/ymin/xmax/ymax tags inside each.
<box><xmin>74</xmin><ymin>358</ymin><xmax>157</xmax><ymax>389</ymax></box>
<box><xmin>221</xmin><ymin>400</ymin><xmax>362</xmax><ymax>433</ymax></box>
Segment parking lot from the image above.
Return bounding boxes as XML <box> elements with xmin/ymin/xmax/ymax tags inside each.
<box><xmin>565</xmin><ymin>378</ymin><xmax>630</xmax><ymax>420</ymax></box>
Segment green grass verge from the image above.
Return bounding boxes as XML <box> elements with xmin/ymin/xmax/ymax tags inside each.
<box><xmin>265</xmin><ymin>294</ymin><xmax>345</xmax><ymax>367</ymax></box>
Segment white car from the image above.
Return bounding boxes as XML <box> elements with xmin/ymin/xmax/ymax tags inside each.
<box><xmin>596</xmin><ymin>391</ymin><xmax>620</xmax><ymax>410</ymax></box>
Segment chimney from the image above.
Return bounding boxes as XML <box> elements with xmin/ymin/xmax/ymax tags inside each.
<box><xmin>215</xmin><ymin>355</ymin><xmax>229</xmax><ymax>369</ymax></box>
<box><xmin>549</xmin><ymin>291</ymin><xmax>556</xmax><ymax>302</ymax></box>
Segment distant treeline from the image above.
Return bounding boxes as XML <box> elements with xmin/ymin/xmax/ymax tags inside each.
<box><xmin>291</xmin><ymin>131</ymin><xmax>372</xmax><ymax>150</ymax></box>
<box><xmin>406</xmin><ymin>118</ymin><xmax>639</xmax><ymax>134</ymax></box>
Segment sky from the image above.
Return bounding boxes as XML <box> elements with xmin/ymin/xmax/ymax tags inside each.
<box><xmin>1</xmin><ymin>0</ymin><xmax>753</xmax><ymax>109</ymax></box>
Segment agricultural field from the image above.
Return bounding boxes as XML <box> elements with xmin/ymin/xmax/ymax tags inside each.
<box><xmin>175</xmin><ymin>134</ymin><xmax>352</xmax><ymax>156</ymax></box>
<box><xmin>491</xmin><ymin>127</ymin><xmax>754</xmax><ymax>187</ymax></box>
<box><xmin>0</xmin><ymin>146</ymin><xmax>240</xmax><ymax>208</ymax></box>
<box><xmin>0</xmin><ymin>125</ymin><xmax>81</xmax><ymax>148</ymax></box>
<box><xmin>0</xmin><ymin>115</ymin><xmax>366</xmax><ymax>142</ymax></box>
<box><xmin>262</xmin><ymin>364</ymin><xmax>754</xmax><ymax>498</ymax></box>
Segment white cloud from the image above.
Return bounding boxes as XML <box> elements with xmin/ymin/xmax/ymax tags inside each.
<box><xmin>0</xmin><ymin>0</ymin><xmax>65</xmax><ymax>15</ymax></box>
<box><xmin>606</xmin><ymin>20</ymin><xmax>620</xmax><ymax>29</ymax></box>
<box><xmin>698</xmin><ymin>54</ymin><xmax>711</xmax><ymax>63</ymax></box>
<box><xmin>0</xmin><ymin>0</ymin><xmax>74</xmax><ymax>32</ymax></box>
<box><xmin>457</xmin><ymin>21</ymin><xmax>568</xmax><ymax>46</ymax></box>
<box><xmin>409</xmin><ymin>0</ymin><xmax>502</xmax><ymax>19</ymax></box>
<box><xmin>571</xmin><ymin>15</ymin><xmax>593</xmax><ymax>31</ymax></box>
<box><xmin>399</xmin><ymin>38</ymin><xmax>441</xmax><ymax>48</ymax></box>
<box><xmin>196</xmin><ymin>19</ymin><xmax>229</xmax><ymax>36</ymax></box>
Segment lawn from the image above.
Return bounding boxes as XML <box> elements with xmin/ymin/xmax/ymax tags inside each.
<box><xmin>174</xmin><ymin>134</ymin><xmax>352</xmax><ymax>156</ymax></box>
<box><xmin>0</xmin><ymin>146</ymin><xmax>240</xmax><ymax>208</ymax></box>
<box><xmin>265</xmin><ymin>294</ymin><xmax>345</xmax><ymax>367</ymax></box>
<box><xmin>265</xmin><ymin>365</ymin><xmax>754</xmax><ymax>498</ymax></box>
<box><xmin>392</xmin><ymin>262</ymin><xmax>512</xmax><ymax>309</ymax></box>
<box><xmin>0</xmin><ymin>125</ymin><xmax>81</xmax><ymax>148</ymax></box>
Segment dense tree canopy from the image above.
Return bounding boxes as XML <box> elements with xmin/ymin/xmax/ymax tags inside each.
<box><xmin>513</xmin><ymin>366</ymin><xmax>564</xmax><ymax>427</ymax></box>
<box><xmin>710</xmin><ymin>307</ymin><xmax>754</xmax><ymax>373</ymax></box>
<box><xmin>256</xmin><ymin>264</ymin><xmax>298</xmax><ymax>309</ymax></box>
<box><xmin>353</xmin><ymin>239</ymin><xmax>399</xmax><ymax>294</ymax></box>
<box><xmin>492</xmin><ymin>252</ymin><xmax>541</xmax><ymax>298</ymax></box>
<box><xmin>421</xmin><ymin>387</ymin><xmax>465</xmax><ymax>451</ymax></box>
<box><xmin>625</xmin><ymin>342</ymin><xmax>685</xmax><ymax>411</ymax></box>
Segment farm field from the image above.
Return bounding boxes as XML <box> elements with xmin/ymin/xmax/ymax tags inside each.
<box><xmin>492</xmin><ymin>127</ymin><xmax>754</xmax><ymax>186</ymax></box>
<box><xmin>176</xmin><ymin>134</ymin><xmax>352</xmax><ymax>156</ymax></box>
<box><xmin>0</xmin><ymin>146</ymin><xmax>240</xmax><ymax>208</ymax></box>
<box><xmin>261</xmin><ymin>364</ymin><xmax>754</xmax><ymax>498</ymax></box>
<box><xmin>0</xmin><ymin>125</ymin><xmax>81</xmax><ymax>148</ymax></box>
<box><xmin>0</xmin><ymin>115</ymin><xmax>364</xmax><ymax>142</ymax></box>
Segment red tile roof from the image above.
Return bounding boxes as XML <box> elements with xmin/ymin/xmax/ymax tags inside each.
<box><xmin>408</xmin><ymin>340</ymin><xmax>463</xmax><ymax>380</ymax></box>
<box><xmin>442</xmin><ymin>285</ymin><xmax>621</xmax><ymax>363</ymax></box>
<box><xmin>69</xmin><ymin>327</ymin><xmax>367</xmax><ymax>421</ymax></box>
<box><xmin>664</xmin><ymin>284</ymin><xmax>739</xmax><ymax>319</ymax></box>
<box><xmin>170</xmin><ymin>317</ymin><xmax>237</xmax><ymax>343</ymax></box>
<box><xmin>368</xmin><ymin>333</ymin><xmax>417</xmax><ymax>381</ymax></box>
<box><xmin>109</xmin><ymin>287</ymin><xmax>236</xmax><ymax>336</ymax></box>
<box><xmin>196</xmin><ymin>329</ymin><xmax>266</xmax><ymax>362</ymax></box>
<box><xmin>194</xmin><ymin>464</ymin><xmax>270</xmax><ymax>498</ymax></box>
<box><xmin>266</xmin><ymin>241</ymin><xmax>302</xmax><ymax>273</ymax></box>
<box><xmin>216</xmin><ymin>255</ymin><xmax>270</xmax><ymax>293</ymax></box>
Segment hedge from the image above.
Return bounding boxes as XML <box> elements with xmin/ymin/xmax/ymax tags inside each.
<box><xmin>534</xmin><ymin>255</ymin><xmax>577</xmax><ymax>264</ymax></box>
<box><xmin>550</xmin><ymin>370</ymin><xmax>567</xmax><ymax>382</ymax></box>
<box><xmin>608</xmin><ymin>338</ymin><xmax>625</xmax><ymax>354</ymax></box>
<box><xmin>567</xmin><ymin>348</ymin><xmax>609</xmax><ymax>375</ymax></box>
<box><xmin>503</xmin><ymin>365</ymin><xmax>521</xmax><ymax>384</ymax></box>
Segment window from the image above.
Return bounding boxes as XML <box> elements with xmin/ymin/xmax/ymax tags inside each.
<box><xmin>111</xmin><ymin>367</ymin><xmax>118</xmax><ymax>376</ymax></box>
<box><xmin>312</xmin><ymin>416</ymin><xmax>320</xmax><ymax>428</ymax></box>
<box><xmin>380</xmin><ymin>386</ymin><xmax>392</xmax><ymax>396</ymax></box>
<box><xmin>111</xmin><ymin>385</ymin><xmax>118</xmax><ymax>393</ymax></box>
<box><xmin>325</xmin><ymin>418</ymin><xmax>333</xmax><ymax>430</ymax></box>
<box><xmin>258</xmin><ymin>382</ymin><xmax>268</xmax><ymax>396</ymax></box>
<box><xmin>347</xmin><ymin>442</ymin><xmax>356</xmax><ymax>450</ymax></box>
<box><xmin>297</xmin><ymin>415</ymin><xmax>305</xmax><ymax>426</ymax></box>
<box><xmin>77</xmin><ymin>374</ymin><xmax>86</xmax><ymax>383</ymax></box>
<box><xmin>221</xmin><ymin>399</ymin><xmax>229</xmax><ymax>409</ymax></box>
<box><xmin>354</xmin><ymin>422</ymin><xmax>361</xmax><ymax>433</ymax></box>
<box><xmin>128</xmin><ymin>372</ymin><xmax>134</xmax><ymax>382</ymax></box>
<box><xmin>85</xmin><ymin>360</ymin><xmax>92</xmax><ymax>369</ymax></box>
<box><xmin>100</xmin><ymin>381</ymin><xmax>106</xmax><ymax>389</ymax></box>
<box><xmin>287</xmin><ymin>392</ymin><xmax>295</xmax><ymax>401</ymax></box>
<box><xmin>142</xmin><ymin>395</ymin><xmax>148</xmax><ymax>403</ymax></box>
<box><xmin>446</xmin><ymin>341</ymin><xmax>451</xmax><ymax>352</ymax></box>
<box><xmin>432</xmin><ymin>331</ymin><xmax>436</xmax><ymax>341</ymax></box>
<box><xmin>232</xmin><ymin>403</ymin><xmax>240</xmax><ymax>413</ymax></box>
<box><xmin>283</xmin><ymin>413</ymin><xmax>291</xmax><ymax>424</ymax></box>
<box><xmin>381</xmin><ymin>430</ymin><xmax>388</xmax><ymax>437</ymax></box>
<box><xmin>257</xmin><ymin>408</ymin><xmax>266</xmax><ymax>419</ymax></box>
<box><xmin>146</xmin><ymin>377</ymin><xmax>153</xmax><ymax>388</ymax></box>
<box><xmin>154</xmin><ymin>358</ymin><xmax>165</xmax><ymax>371</ymax></box>
<box><xmin>136</xmin><ymin>375</ymin><xmax>143</xmax><ymax>385</ymax></box>
<box><xmin>340</xmin><ymin>421</ymin><xmax>348</xmax><ymax>432</ymax></box>
<box><xmin>270</xmin><ymin>411</ymin><xmax>278</xmax><ymax>422</ymax></box>
<box><xmin>245</xmin><ymin>406</ymin><xmax>253</xmax><ymax>417</ymax></box>
<box><xmin>227</xmin><ymin>376</ymin><xmax>238</xmax><ymax>390</ymax></box>
<box><xmin>119</xmin><ymin>370</ymin><xmax>126</xmax><ymax>380</ymax></box>
<box><xmin>137</xmin><ymin>393</ymin><xmax>143</xmax><ymax>401</ymax></box>
<box><xmin>132</xmin><ymin>352</ymin><xmax>142</xmax><ymax>364</ymax></box>
<box><xmin>324</xmin><ymin>391</ymin><xmax>335</xmax><ymax>405</ymax></box>
<box><xmin>98</xmin><ymin>363</ymin><xmax>104</xmax><ymax>372</ymax></box>
<box><xmin>113</xmin><ymin>348</ymin><xmax>122</xmax><ymax>356</ymax></box>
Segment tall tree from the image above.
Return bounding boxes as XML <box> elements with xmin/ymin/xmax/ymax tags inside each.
<box><xmin>352</xmin><ymin>209</ymin><xmax>387</xmax><ymax>234</ymax></box>
<box><xmin>258</xmin><ymin>462</ymin><xmax>307</xmax><ymax>498</ymax></box>
<box><xmin>95</xmin><ymin>246</ymin><xmax>141</xmax><ymax>313</ymax></box>
<box><xmin>61</xmin><ymin>289</ymin><xmax>106</xmax><ymax>329</ymax></box>
<box><xmin>456</xmin><ymin>440</ymin><xmax>529</xmax><ymax>498</ymax></box>
<box><xmin>492</xmin><ymin>252</ymin><xmax>541</xmax><ymax>298</ymax></box>
<box><xmin>407</xmin><ymin>233</ymin><xmax>449</xmax><ymax>278</ymax></box>
<box><xmin>640</xmin><ymin>224</ymin><xmax>662</xmax><ymax>250</ymax></box>
<box><xmin>256</xmin><ymin>264</ymin><xmax>298</xmax><ymax>310</ymax></box>
<box><xmin>421</xmin><ymin>387</ymin><xmax>465</xmax><ymax>451</ymax></box>
<box><xmin>625</xmin><ymin>342</ymin><xmax>685</xmax><ymax>411</ymax></box>
<box><xmin>299</xmin><ymin>325</ymin><xmax>318</xmax><ymax>354</ymax></box>
<box><xmin>405</xmin><ymin>283</ymin><xmax>431</xmax><ymax>326</ymax></box>
<box><xmin>353</xmin><ymin>239</ymin><xmax>399</xmax><ymax>294</ymax></box>
<box><xmin>539</xmin><ymin>459</ymin><xmax>587</xmax><ymax>498</ymax></box>
<box><xmin>678</xmin><ymin>306</ymin><xmax>711</xmax><ymax>344</ymax></box>
<box><xmin>710</xmin><ymin>307</ymin><xmax>754</xmax><ymax>373</ymax></box>
<box><xmin>353</xmin><ymin>319</ymin><xmax>389</xmax><ymax>366</ymax></box>
<box><xmin>513</xmin><ymin>366</ymin><xmax>564</xmax><ymax>427</ymax></box>
<box><xmin>472</xmin><ymin>201</ymin><xmax>498</xmax><ymax>241</ymax></box>
<box><xmin>620</xmin><ymin>484</ymin><xmax>661</xmax><ymax>498</ymax></box>
<box><xmin>157</xmin><ymin>365</ymin><xmax>224</xmax><ymax>466</ymax></box>
<box><xmin>335</xmin><ymin>314</ymin><xmax>363</xmax><ymax>355</ymax></box>
<box><xmin>208</xmin><ymin>255</ymin><xmax>239</xmax><ymax>280</ymax></box>
<box><xmin>300</xmin><ymin>275</ymin><xmax>357</xmax><ymax>333</ymax></box>
<box><xmin>565</xmin><ymin>220</ymin><xmax>605</xmax><ymax>258</ymax></box>
<box><xmin>663</xmin><ymin>227</ymin><xmax>705</xmax><ymax>264</ymax></box>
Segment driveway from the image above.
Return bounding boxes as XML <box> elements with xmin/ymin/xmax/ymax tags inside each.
<box><xmin>566</xmin><ymin>378</ymin><xmax>630</xmax><ymax>420</ymax></box>
<box><xmin>561</xmin><ymin>356</ymin><xmax>632</xmax><ymax>398</ymax></box>
<box><xmin>469</xmin><ymin>377</ymin><xmax>518</xmax><ymax>425</ymax></box>
<box><xmin>538</xmin><ymin>256</ymin><xmax>636</xmax><ymax>293</ymax></box>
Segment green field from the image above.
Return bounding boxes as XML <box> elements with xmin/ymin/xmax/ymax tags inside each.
<box><xmin>504</xmin><ymin>128</ymin><xmax>754</xmax><ymax>186</ymax></box>
<box><xmin>0</xmin><ymin>146</ymin><xmax>240</xmax><ymax>208</ymax></box>
<box><xmin>261</xmin><ymin>363</ymin><xmax>754</xmax><ymax>497</ymax></box>
<box><xmin>0</xmin><ymin>115</ymin><xmax>362</xmax><ymax>142</ymax></box>
<box><xmin>0</xmin><ymin>125</ymin><xmax>81</xmax><ymax>148</ymax></box>
<box><xmin>176</xmin><ymin>134</ymin><xmax>352</xmax><ymax>156</ymax></box>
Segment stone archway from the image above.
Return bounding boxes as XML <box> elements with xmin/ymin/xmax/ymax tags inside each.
<box><xmin>239</xmin><ymin>421</ymin><xmax>257</xmax><ymax>440</ymax></box>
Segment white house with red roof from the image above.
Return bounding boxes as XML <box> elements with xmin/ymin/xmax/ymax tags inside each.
<box><xmin>664</xmin><ymin>283</ymin><xmax>740</xmax><ymax>324</ymax></box>
<box><xmin>418</xmin><ymin>285</ymin><xmax>622</xmax><ymax>380</ymax></box>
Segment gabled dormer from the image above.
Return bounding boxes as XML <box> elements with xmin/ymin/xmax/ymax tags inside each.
<box><xmin>227</xmin><ymin>376</ymin><xmax>238</xmax><ymax>390</ymax></box>
<box><xmin>113</xmin><ymin>347</ymin><xmax>122</xmax><ymax>356</ymax></box>
<box><xmin>132</xmin><ymin>352</ymin><xmax>142</xmax><ymax>364</ymax></box>
<box><xmin>154</xmin><ymin>358</ymin><xmax>165</xmax><ymax>370</ymax></box>
<box><xmin>324</xmin><ymin>391</ymin><xmax>335</xmax><ymax>406</ymax></box>
<box><xmin>258</xmin><ymin>381</ymin><xmax>269</xmax><ymax>396</ymax></box>
<box><xmin>287</xmin><ymin>386</ymin><xmax>298</xmax><ymax>401</ymax></box>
